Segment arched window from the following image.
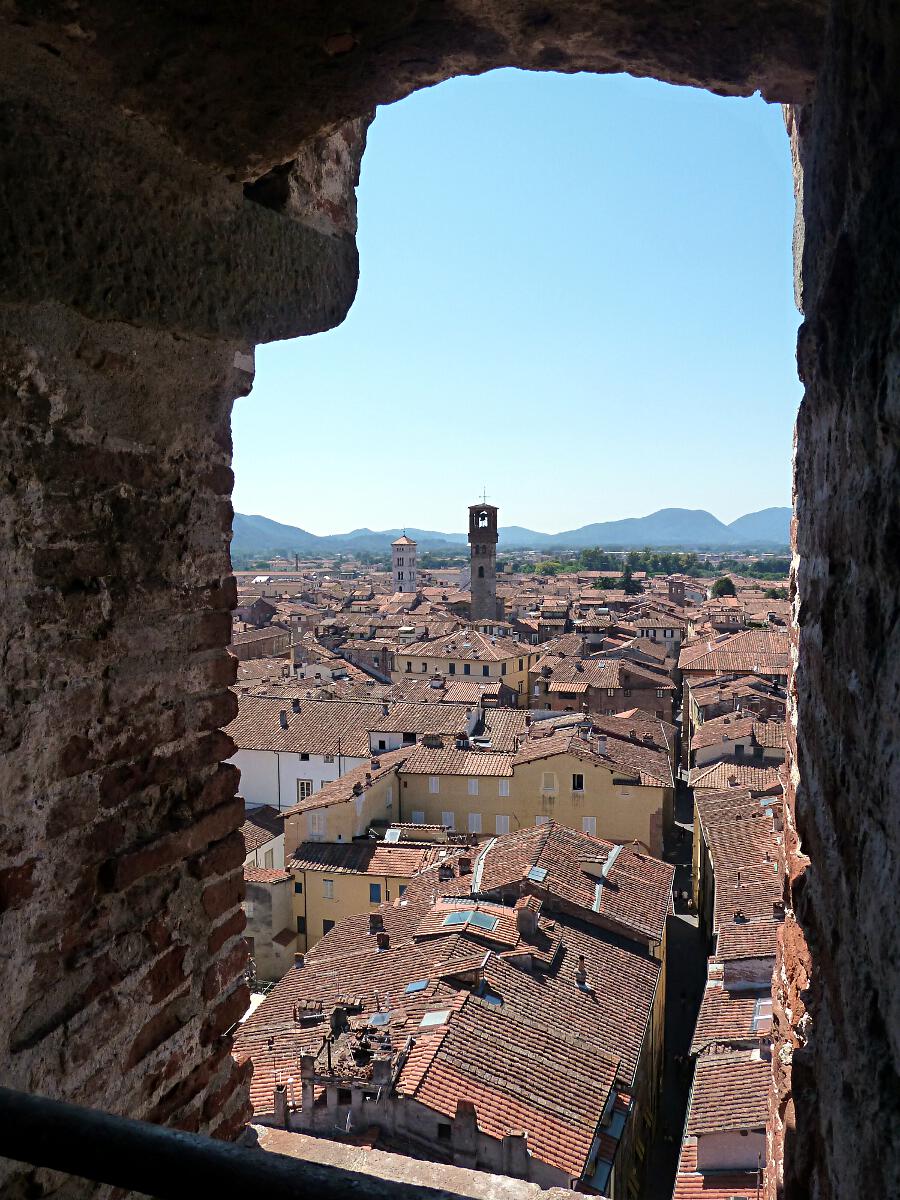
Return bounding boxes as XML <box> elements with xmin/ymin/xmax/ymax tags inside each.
<box><xmin>478</xmin><ymin>566</ymin><xmax>485</xmax><ymax>578</ymax></box>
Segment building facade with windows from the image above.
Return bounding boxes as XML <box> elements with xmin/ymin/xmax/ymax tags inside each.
<box><xmin>390</xmin><ymin>628</ymin><xmax>539</xmax><ymax>703</ymax></box>
<box><xmin>287</xmin><ymin>840</ymin><xmax>443</xmax><ymax>953</ymax></box>
<box><xmin>392</xmin><ymin>534</ymin><xmax>417</xmax><ymax>594</ymax></box>
<box><xmin>397</xmin><ymin>729</ymin><xmax>674</xmax><ymax>856</ymax></box>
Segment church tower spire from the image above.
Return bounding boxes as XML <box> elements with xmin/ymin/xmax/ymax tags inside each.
<box><xmin>468</xmin><ymin>501</ymin><xmax>499</xmax><ymax>621</ymax></box>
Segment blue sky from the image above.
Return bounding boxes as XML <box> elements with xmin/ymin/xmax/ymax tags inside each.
<box><xmin>232</xmin><ymin>69</ymin><xmax>801</xmax><ymax>535</ymax></box>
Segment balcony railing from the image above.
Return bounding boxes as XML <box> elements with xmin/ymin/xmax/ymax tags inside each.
<box><xmin>0</xmin><ymin>1086</ymin><xmax>469</xmax><ymax>1200</ymax></box>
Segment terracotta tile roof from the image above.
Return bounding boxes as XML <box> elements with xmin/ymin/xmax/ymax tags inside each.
<box><xmin>399</xmin><ymin>629</ymin><xmax>524</xmax><ymax>662</ymax></box>
<box><xmin>690</xmin><ymin>982</ymin><xmax>768</xmax><ymax>1054</ymax></box>
<box><xmin>546</xmin><ymin>658</ymin><xmax>675</xmax><ymax>692</ymax></box>
<box><xmin>678</xmin><ymin>628</ymin><xmax>789</xmax><ymax>676</ymax></box>
<box><xmin>474</xmin><ymin>821</ymin><xmax>674</xmax><ymax>946</ymax></box>
<box><xmin>244</xmin><ymin>866</ymin><xmax>292</xmax><ymax>884</ymax></box>
<box><xmin>716</xmin><ymin>919</ymin><xmax>779</xmax><ymax>962</ymax></box>
<box><xmin>281</xmin><ymin>748</ymin><xmax>410</xmax><ymax>816</ymax></box>
<box><xmin>400</xmin><ymin>745</ymin><xmax>513</xmax><ymax>777</ymax></box>
<box><xmin>240</xmin><ymin>805</ymin><xmax>284</xmax><ymax>853</ymax></box>
<box><xmin>289</xmin><ymin>840</ymin><xmax>440</xmax><ymax>878</ymax></box>
<box><xmin>226</xmin><ymin>694</ymin><xmax>474</xmax><ymax>757</ymax></box>
<box><xmin>695</xmin><ymin>790</ymin><xmax>784</xmax><ymax>932</ymax></box>
<box><xmin>691</xmin><ymin>714</ymin><xmax>785</xmax><ymax>751</ymax></box>
<box><xmin>686</xmin><ymin>1050</ymin><xmax>771</xmax><ymax>1134</ymax></box>
<box><xmin>512</xmin><ymin>728</ymin><xmax>674</xmax><ymax>788</ymax></box>
<box><xmin>690</xmin><ymin>762</ymin><xmax>784</xmax><ymax>795</ymax></box>
<box><xmin>410</xmin><ymin>995</ymin><xmax>619</xmax><ymax>1178</ymax></box>
<box><xmin>672</xmin><ymin>1139</ymin><xmax>760</xmax><ymax>1200</ymax></box>
<box><xmin>234</xmin><ymin>844</ymin><xmax>661</xmax><ymax>1129</ymax></box>
<box><xmin>480</xmin><ymin>708</ymin><xmax>531</xmax><ymax>752</ymax></box>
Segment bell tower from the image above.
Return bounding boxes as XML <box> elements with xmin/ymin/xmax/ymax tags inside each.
<box><xmin>468</xmin><ymin>501</ymin><xmax>499</xmax><ymax>621</ymax></box>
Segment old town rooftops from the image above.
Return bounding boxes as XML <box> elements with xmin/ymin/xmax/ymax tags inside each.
<box><xmin>400</xmin><ymin>744</ymin><xmax>514</xmax><ymax>777</ymax></box>
<box><xmin>234</xmin><ymin>839</ymin><xmax>663</xmax><ymax>1122</ymax></box>
<box><xmin>512</xmin><ymin>726</ymin><xmax>674</xmax><ymax>788</ymax></box>
<box><xmin>226</xmin><ymin>693</ymin><xmax>477</xmax><ymax>757</ymax></box>
<box><xmin>474</xmin><ymin>821</ymin><xmax>674</xmax><ymax>946</ymax></box>
<box><xmin>544</xmin><ymin>658</ymin><xmax>675</xmax><ymax>691</ymax></box>
<box><xmin>678</xmin><ymin>627</ymin><xmax>789</xmax><ymax>676</ymax></box>
<box><xmin>691</xmin><ymin>713</ymin><xmax>786</xmax><ymax>751</ymax></box>
<box><xmin>689</xmin><ymin>761</ymin><xmax>784</xmax><ymax>795</ymax></box>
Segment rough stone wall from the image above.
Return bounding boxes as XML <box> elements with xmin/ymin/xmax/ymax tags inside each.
<box><xmin>775</xmin><ymin>1</ymin><xmax>900</xmax><ymax>1196</ymax></box>
<box><xmin>0</xmin><ymin>303</ymin><xmax>256</xmax><ymax>1190</ymax></box>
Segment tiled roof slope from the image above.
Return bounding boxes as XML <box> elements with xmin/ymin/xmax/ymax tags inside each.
<box><xmin>289</xmin><ymin>840</ymin><xmax>442</xmax><ymax>878</ymax></box>
<box><xmin>411</xmin><ymin>996</ymin><xmax>619</xmax><ymax>1177</ymax></box>
<box><xmin>678</xmin><ymin>628</ymin><xmax>789</xmax><ymax>676</ymax></box>
<box><xmin>399</xmin><ymin>629</ymin><xmax>525</xmax><ymax>662</ymax></box>
<box><xmin>226</xmin><ymin>694</ymin><xmax>475</xmax><ymax>756</ymax></box>
<box><xmin>686</xmin><ymin>1051</ymin><xmax>771</xmax><ymax>1134</ymax></box>
<box><xmin>235</xmin><ymin>837</ymin><xmax>663</xmax><ymax>1152</ymax></box>
<box><xmin>240</xmin><ymin>804</ymin><xmax>284</xmax><ymax>852</ymax></box>
<box><xmin>475</xmin><ymin>821</ymin><xmax>674</xmax><ymax>946</ymax></box>
<box><xmin>512</xmin><ymin>728</ymin><xmax>674</xmax><ymax>788</ymax></box>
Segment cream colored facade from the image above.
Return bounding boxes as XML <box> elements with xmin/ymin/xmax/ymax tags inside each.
<box><xmin>283</xmin><ymin>769</ymin><xmax>398</xmax><ymax>852</ymax></box>
<box><xmin>390</xmin><ymin>645</ymin><xmax>540</xmax><ymax>703</ymax></box>
<box><xmin>291</xmin><ymin>864</ymin><xmax>413</xmax><ymax>953</ymax></box>
<box><xmin>399</xmin><ymin>749</ymin><xmax>672</xmax><ymax>856</ymax></box>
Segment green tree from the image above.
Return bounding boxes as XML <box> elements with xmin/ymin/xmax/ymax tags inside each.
<box><xmin>711</xmin><ymin>576</ymin><xmax>737</xmax><ymax>597</ymax></box>
<box><xmin>619</xmin><ymin>563</ymin><xmax>642</xmax><ymax>594</ymax></box>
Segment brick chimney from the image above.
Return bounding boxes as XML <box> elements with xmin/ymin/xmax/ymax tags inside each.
<box><xmin>376</xmin><ymin>930</ymin><xmax>390</xmax><ymax>951</ymax></box>
<box><xmin>368</xmin><ymin>912</ymin><xmax>384</xmax><ymax>935</ymax></box>
<box><xmin>515</xmin><ymin>895</ymin><xmax>541</xmax><ymax>937</ymax></box>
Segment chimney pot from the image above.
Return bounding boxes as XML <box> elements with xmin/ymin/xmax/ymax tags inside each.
<box><xmin>376</xmin><ymin>930</ymin><xmax>390</xmax><ymax>951</ymax></box>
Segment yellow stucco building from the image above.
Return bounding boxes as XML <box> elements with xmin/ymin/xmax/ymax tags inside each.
<box><xmin>390</xmin><ymin>628</ymin><xmax>540</xmax><ymax>704</ymax></box>
<box><xmin>288</xmin><ymin>838</ymin><xmax>442</xmax><ymax>952</ymax></box>
<box><xmin>397</xmin><ymin>728</ymin><xmax>674</xmax><ymax>856</ymax></box>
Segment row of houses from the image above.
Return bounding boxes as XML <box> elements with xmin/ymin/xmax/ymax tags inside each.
<box><xmin>234</xmin><ymin>820</ymin><xmax>675</xmax><ymax>1198</ymax></box>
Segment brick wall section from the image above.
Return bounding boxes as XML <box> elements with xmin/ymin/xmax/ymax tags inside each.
<box><xmin>0</xmin><ymin>302</ymin><xmax>254</xmax><ymax>1190</ymax></box>
<box><xmin>774</xmin><ymin>3</ymin><xmax>900</xmax><ymax>1196</ymax></box>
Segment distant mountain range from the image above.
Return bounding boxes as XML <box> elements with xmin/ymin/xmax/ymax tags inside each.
<box><xmin>232</xmin><ymin>507</ymin><xmax>791</xmax><ymax>557</ymax></box>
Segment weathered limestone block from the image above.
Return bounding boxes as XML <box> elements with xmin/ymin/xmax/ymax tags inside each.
<box><xmin>0</xmin><ymin>302</ymin><xmax>254</xmax><ymax>1191</ymax></box>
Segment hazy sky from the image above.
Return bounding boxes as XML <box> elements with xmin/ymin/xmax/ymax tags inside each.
<box><xmin>232</xmin><ymin>69</ymin><xmax>801</xmax><ymax>535</ymax></box>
